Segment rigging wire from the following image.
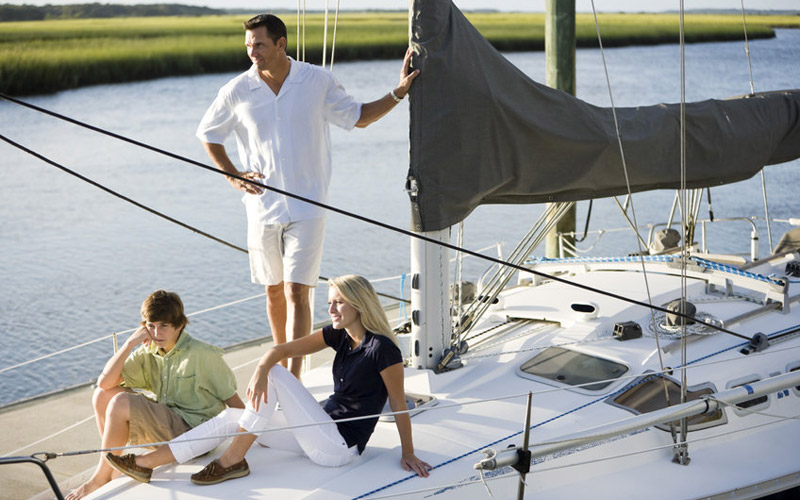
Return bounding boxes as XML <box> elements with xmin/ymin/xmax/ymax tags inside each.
<box><xmin>9</xmin><ymin>331</ymin><xmax>800</xmax><ymax>462</ymax></box>
<box><xmin>676</xmin><ymin>0</ymin><xmax>692</xmax><ymax>464</ymax></box>
<box><xmin>0</xmin><ymin>93</ymin><xmax>754</xmax><ymax>342</ymax></box>
<box><xmin>587</xmin><ymin>0</ymin><xmax>667</xmax><ymax>347</ymax></box>
<box><xmin>454</xmin><ymin>221</ymin><xmax>466</xmax><ymax>344</ymax></box>
<box><xmin>354</xmin><ymin>330</ymin><xmax>800</xmax><ymax>499</ymax></box>
<box><xmin>329</xmin><ymin>0</ymin><xmax>343</xmax><ymax>69</ymax></box>
<box><xmin>589</xmin><ymin>0</ymin><xmax>679</xmax><ymax>450</ymax></box>
<box><xmin>3</xmin><ymin>16</ymin><xmax>796</xmax><ymax>497</ymax></box>
<box><xmin>296</xmin><ymin>0</ymin><xmax>300</xmax><ymax>60</ymax></box>
<box><xmin>22</xmin><ymin>346</ymin><xmax>799</xmax><ymax>460</ymax></box>
<box><xmin>738</xmin><ymin>0</ymin><xmax>775</xmax><ymax>254</ymax></box>
<box><xmin>322</xmin><ymin>0</ymin><xmax>329</xmax><ymax>67</ymax></box>
<box><xmin>364</xmin><ymin>411</ymin><xmax>800</xmax><ymax>500</ymax></box>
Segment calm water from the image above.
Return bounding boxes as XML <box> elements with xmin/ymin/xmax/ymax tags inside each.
<box><xmin>1</xmin><ymin>30</ymin><xmax>799</xmax><ymax>408</ymax></box>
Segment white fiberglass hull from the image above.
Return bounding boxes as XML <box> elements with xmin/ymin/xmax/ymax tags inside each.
<box><xmin>89</xmin><ymin>253</ymin><xmax>800</xmax><ymax>500</ymax></box>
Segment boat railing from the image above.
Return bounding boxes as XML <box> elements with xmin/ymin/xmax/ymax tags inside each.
<box><xmin>0</xmin><ymin>454</ymin><xmax>63</xmax><ymax>499</ymax></box>
<box><xmin>474</xmin><ymin>242</ymin><xmax>505</xmax><ymax>293</ymax></box>
<box><xmin>9</xmin><ymin>338</ymin><xmax>800</xmax><ymax>500</ymax></box>
<box><xmin>650</xmin><ymin>216</ymin><xmax>759</xmax><ymax>261</ymax></box>
<box><xmin>2</xmin><ymin>240</ymin><xmax>514</xmax><ymax>409</ymax></box>
<box><xmin>557</xmin><ymin>216</ymin><xmax>786</xmax><ymax>262</ymax></box>
<box><xmin>0</xmin><ymin>293</ymin><xmax>268</xmax><ymax>383</ymax></box>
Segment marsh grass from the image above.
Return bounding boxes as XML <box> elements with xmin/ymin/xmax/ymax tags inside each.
<box><xmin>1</xmin><ymin>12</ymin><xmax>797</xmax><ymax>95</ymax></box>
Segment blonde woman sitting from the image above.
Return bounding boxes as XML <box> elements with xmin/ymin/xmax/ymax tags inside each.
<box><xmin>106</xmin><ymin>274</ymin><xmax>432</xmax><ymax>484</ymax></box>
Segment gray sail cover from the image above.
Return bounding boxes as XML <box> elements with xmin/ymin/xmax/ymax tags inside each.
<box><xmin>407</xmin><ymin>0</ymin><xmax>800</xmax><ymax>232</ymax></box>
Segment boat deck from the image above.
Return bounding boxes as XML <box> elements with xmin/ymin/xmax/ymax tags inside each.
<box><xmin>0</xmin><ymin>336</ymin><xmax>333</xmax><ymax>500</ymax></box>
<box><xmin>4</xmin><ymin>255</ymin><xmax>800</xmax><ymax>499</ymax></box>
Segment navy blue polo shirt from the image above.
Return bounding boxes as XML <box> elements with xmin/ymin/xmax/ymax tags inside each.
<box><xmin>322</xmin><ymin>325</ymin><xmax>403</xmax><ymax>453</ymax></box>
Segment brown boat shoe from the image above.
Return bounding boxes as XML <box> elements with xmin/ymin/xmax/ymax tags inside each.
<box><xmin>105</xmin><ymin>453</ymin><xmax>153</xmax><ymax>483</ymax></box>
<box><xmin>190</xmin><ymin>458</ymin><xmax>250</xmax><ymax>485</ymax></box>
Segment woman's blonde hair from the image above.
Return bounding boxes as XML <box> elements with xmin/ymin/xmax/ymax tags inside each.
<box><xmin>329</xmin><ymin>275</ymin><xmax>397</xmax><ymax>346</ymax></box>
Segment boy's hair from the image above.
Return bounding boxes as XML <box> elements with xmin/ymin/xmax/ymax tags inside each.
<box><xmin>140</xmin><ymin>290</ymin><xmax>188</xmax><ymax>329</ymax></box>
<box><xmin>243</xmin><ymin>14</ymin><xmax>287</xmax><ymax>44</ymax></box>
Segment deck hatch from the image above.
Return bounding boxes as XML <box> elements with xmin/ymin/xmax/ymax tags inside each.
<box><xmin>519</xmin><ymin>347</ymin><xmax>628</xmax><ymax>390</ymax></box>
<box><xmin>609</xmin><ymin>375</ymin><xmax>726</xmax><ymax>431</ymax></box>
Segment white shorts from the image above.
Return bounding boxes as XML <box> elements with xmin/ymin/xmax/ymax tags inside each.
<box><xmin>247</xmin><ymin>217</ymin><xmax>326</xmax><ymax>286</ymax></box>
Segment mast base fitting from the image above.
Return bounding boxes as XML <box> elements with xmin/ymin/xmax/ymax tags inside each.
<box><xmin>786</xmin><ymin>260</ymin><xmax>800</xmax><ymax>278</ymax></box>
<box><xmin>435</xmin><ymin>348</ymin><xmax>464</xmax><ymax>373</ymax></box>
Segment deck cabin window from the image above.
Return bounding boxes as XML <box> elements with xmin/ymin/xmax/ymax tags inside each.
<box><xmin>789</xmin><ymin>364</ymin><xmax>800</xmax><ymax>395</ymax></box>
<box><xmin>609</xmin><ymin>375</ymin><xmax>725</xmax><ymax>432</ymax></box>
<box><xmin>727</xmin><ymin>375</ymin><xmax>770</xmax><ymax>415</ymax></box>
<box><xmin>519</xmin><ymin>347</ymin><xmax>628</xmax><ymax>391</ymax></box>
<box><xmin>733</xmin><ymin>385</ymin><xmax>768</xmax><ymax>409</ymax></box>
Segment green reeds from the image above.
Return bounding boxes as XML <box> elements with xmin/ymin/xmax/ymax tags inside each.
<box><xmin>1</xmin><ymin>12</ymin><xmax>797</xmax><ymax>96</ymax></box>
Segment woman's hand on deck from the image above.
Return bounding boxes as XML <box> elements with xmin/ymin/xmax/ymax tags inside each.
<box><xmin>246</xmin><ymin>364</ymin><xmax>269</xmax><ymax>411</ymax></box>
<box><xmin>401</xmin><ymin>453</ymin><xmax>432</xmax><ymax>477</ymax></box>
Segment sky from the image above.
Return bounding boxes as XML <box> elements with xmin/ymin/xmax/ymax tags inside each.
<box><xmin>4</xmin><ymin>0</ymin><xmax>799</xmax><ymax>13</ymax></box>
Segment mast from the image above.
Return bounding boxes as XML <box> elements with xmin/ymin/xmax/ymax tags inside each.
<box><xmin>544</xmin><ymin>0</ymin><xmax>577</xmax><ymax>258</ymax></box>
<box><xmin>409</xmin><ymin>229</ymin><xmax>451</xmax><ymax>370</ymax></box>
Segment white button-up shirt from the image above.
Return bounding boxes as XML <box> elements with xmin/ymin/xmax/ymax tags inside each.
<box><xmin>197</xmin><ymin>59</ymin><xmax>362</xmax><ymax>225</ymax></box>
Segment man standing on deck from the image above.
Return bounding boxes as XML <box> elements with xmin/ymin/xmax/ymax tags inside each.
<box><xmin>197</xmin><ymin>14</ymin><xmax>419</xmax><ymax>378</ymax></box>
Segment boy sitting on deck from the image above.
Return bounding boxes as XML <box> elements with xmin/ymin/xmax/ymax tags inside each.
<box><xmin>66</xmin><ymin>290</ymin><xmax>244</xmax><ymax>499</ymax></box>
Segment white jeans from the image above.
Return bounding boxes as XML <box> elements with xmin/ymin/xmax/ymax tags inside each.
<box><xmin>168</xmin><ymin>365</ymin><xmax>357</xmax><ymax>467</ymax></box>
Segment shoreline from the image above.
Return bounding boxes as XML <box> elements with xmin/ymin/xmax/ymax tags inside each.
<box><xmin>2</xmin><ymin>12</ymin><xmax>799</xmax><ymax>96</ymax></box>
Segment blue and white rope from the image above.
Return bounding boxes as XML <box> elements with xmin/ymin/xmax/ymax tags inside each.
<box><xmin>528</xmin><ymin>255</ymin><xmax>785</xmax><ymax>287</ymax></box>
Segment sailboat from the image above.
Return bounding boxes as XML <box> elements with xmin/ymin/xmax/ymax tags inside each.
<box><xmin>5</xmin><ymin>0</ymin><xmax>800</xmax><ymax>498</ymax></box>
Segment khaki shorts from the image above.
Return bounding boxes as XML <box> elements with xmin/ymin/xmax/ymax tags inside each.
<box><xmin>127</xmin><ymin>392</ymin><xmax>191</xmax><ymax>448</ymax></box>
<box><xmin>247</xmin><ymin>217</ymin><xmax>326</xmax><ymax>287</ymax></box>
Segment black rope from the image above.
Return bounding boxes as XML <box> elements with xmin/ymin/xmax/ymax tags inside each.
<box><xmin>0</xmin><ymin>94</ymin><xmax>751</xmax><ymax>341</ymax></box>
<box><xmin>0</xmin><ymin>133</ymin><xmax>248</xmax><ymax>254</ymax></box>
<box><xmin>576</xmin><ymin>199</ymin><xmax>593</xmax><ymax>243</ymax></box>
<box><xmin>0</xmin><ymin>133</ymin><xmax>410</xmax><ymax>305</ymax></box>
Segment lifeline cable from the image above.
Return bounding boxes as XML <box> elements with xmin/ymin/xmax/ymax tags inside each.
<box><xmin>352</xmin><ymin>324</ymin><xmax>800</xmax><ymax>499</ymax></box>
<box><xmin>0</xmin><ymin>94</ymin><xmax>754</xmax><ymax>340</ymax></box>
<box><xmin>364</xmin><ymin>413</ymin><xmax>800</xmax><ymax>500</ymax></box>
<box><xmin>15</xmin><ymin>338</ymin><xmax>800</xmax><ymax>466</ymax></box>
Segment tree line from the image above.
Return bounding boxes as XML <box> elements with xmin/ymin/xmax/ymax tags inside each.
<box><xmin>0</xmin><ymin>3</ymin><xmax>222</xmax><ymax>22</ymax></box>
